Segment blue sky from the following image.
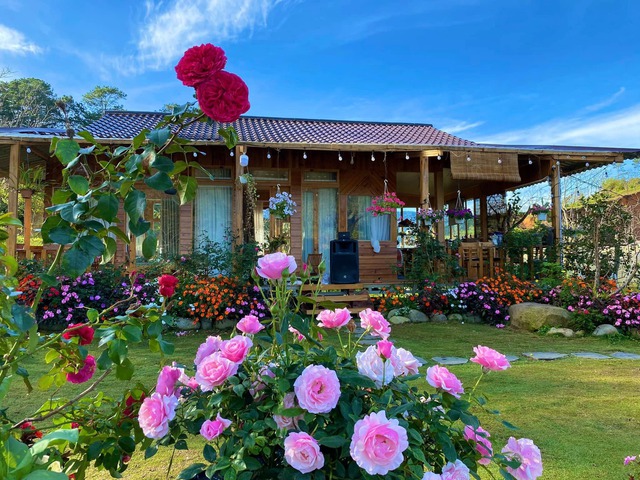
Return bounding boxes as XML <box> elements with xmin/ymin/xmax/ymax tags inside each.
<box><xmin>1</xmin><ymin>0</ymin><xmax>639</xmax><ymax>147</ymax></box>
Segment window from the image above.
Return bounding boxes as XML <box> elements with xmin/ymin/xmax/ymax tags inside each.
<box><xmin>195</xmin><ymin>186</ymin><xmax>232</xmax><ymax>246</ymax></box>
<box><xmin>302</xmin><ymin>188</ymin><xmax>338</xmax><ymax>271</ymax></box>
<box><xmin>347</xmin><ymin>195</ymin><xmax>372</xmax><ymax>240</ymax></box>
<box><xmin>194</xmin><ymin>167</ymin><xmax>232</xmax><ymax>180</ymax></box>
<box><xmin>303</xmin><ymin>171</ymin><xmax>337</xmax><ymax>182</ymax></box>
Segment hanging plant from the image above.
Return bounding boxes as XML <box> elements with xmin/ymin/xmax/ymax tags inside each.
<box><xmin>367</xmin><ymin>192</ymin><xmax>405</xmax><ymax>216</ymax></box>
<box><xmin>269</xmin><ymin>190</ymin><xmax>297</xmax><ymax>219</ymax></box>
<box><xmin>417</xmin><ymin>207</ymin><xmax>445</xmax><ymax>225</ymax></box>
<box><xmin>446</xmin><ymin>208</ymin><xmax>474</xmax><ymax>222</ymax></box>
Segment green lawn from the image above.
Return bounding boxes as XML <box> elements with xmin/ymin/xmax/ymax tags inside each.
<box><xmin>8</xmin><ymin>323</ymin><xmax>640</xmax><ymax>479</ymax></box>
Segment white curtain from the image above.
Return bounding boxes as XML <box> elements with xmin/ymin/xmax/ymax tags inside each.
<box><xmin>195</xmin><ymin>186</ymin><xmax>232</xmax><ymax>246</ymax></box>
<box><xmin>302</xmin><ymin>189</ymin><xmax>337</xmax><ymax>272</ymax></box>
<box><xmin>302</xmin><ymin>190</ymin><xmax>314</xmax><ymax>263</ymax></box>
<box><xmin>370</xmin><ymin>215</ymin><xmax>390</xmax><ymax>253</ymax></box>
<box><xmin>348</xmin><ymin>196</ymin><xmax>372</xmax><ymax>240</ymax></box>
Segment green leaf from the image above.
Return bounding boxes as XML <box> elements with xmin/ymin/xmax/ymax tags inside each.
<box><xmin>501</xmin><ymin>420</ymin><xmax>519</xmax><ymax>430</ymax></box>
<box><xmin>133</xmin><ymin>130</ymin><xmax>147</xmax><ymax>150</ymax></box>
<box><xmin>94</xmin><ymin>194</ymin><xmax>119</xmax><ymax>222</ymax></box>
<box><xmin>11</xmin><ymin>304</ymin><xmax>35</xmax><ymax>332</ymax></box>
<box><xmin>145</xmin><ymin>446</ymin><xmax>158</xmax><ymax>459</ymax></box>
<box><xmin>217</xmin><ymin>126</ymin><xmax>239</xmax><ymax>149</ymax></box>
<box><xmin>78</xmin><ymin>144</ymin><xmax>96</xmax><ymax>156</ymax></box>
<box><xmin>108</xmin><ymin>339</ymin><xmax>128</xmax><ymax>365</ymax></box>
<box><xmin>147</xmin><ymin>127</ymin><xmax>171</xmax><ymax>147</ymax></box>
<box><xmin>117</xmin><ymin>436</ymin><xmax>136</xmax><ymax>454</ymax></box>
<box><xmin>124</xmin><ymin>189</ymin><xmax>146</xmax><ymax>224</ymax></box>
<box><xmin>38</xmin><ymin>374</ymin><xmax>54</xmax><ymax>390</ymax></box>
<box><xmin>102</xmin><ymin>236</ymin><xmax>117</xmax><ymax>264</ymax></box>
<box><xmin>128</xmin><ymin>217</ymin><xmax>150</xmax><ymax>236</ymax></box>
<box><xmin>142</xmin><ymin>232</ymin><xmax>157</xmax><ymax>259</ymax></box>
<box><xmin>30</xmin><ymin>429</ymin><xmax>79</xmax><ymax>456</ymax></box>
<box><xmin>77</xmin><ymin>235</ymin><xmax>105</xmax><ymax>258</ymax></box>
<box><xmin>61</xmin><ymin>245</ymin><xmax>93</xmax><ymax>278</ymax></box>
<box><xmin>177</xmin><ymin>464</ymin><xmax>207</xmax><ymax>480</ymax></box>
<box><xmin>96</xmin><ymin>349</ymin><xmax>113</xmax><ymax>370</ymax></box>
<box><xmin>54</xmin><ymin>138</ymin><xmax>80</xmax><ymax>165</ymax></box>
<box><xmin>40</xmin><ymin>216</ymin><xmax>64</xmax><ymax>244</ymax></box>
<box><xmin>0</xmin><ymin>376</ymin><xmax>13</xmax><ymax>402</ymax></box>
<box><xmin>144</xmin><ymin>171</ymin><xmax>173</xmax><ymax>191</ymax></box>
<box><xmin>150</xmin><ymin>155</ymin><xmax>174</xmax><ymax>173</ymax></box>
<box><xmin>122</xmin><ymin>325</ymin><xmax>143</xmax><ymax>343</ymax></box>
<box><xmin>176</xmin><ymin>175</ymin><xmax>197</xmax><ymax>205</ymax></box>
<box><xmin>203</xmin><ymin>444</ymin><xmax>217</xmax><ymax>463</ymax></box>
<box><xmin>158</xmin><ymin>338</ymin><xmax>175</xmax><ymax>355</ymax></box>
<box><xmin>68</xmin><ymin>175</ymin><xmax>90</xmax><ymax>195</ymax></box>
<box><xmin>48</xmin><ymin>224</ymin><xmax>77</xmax><ymax>245</ymax></box>
<box><xmin>115</xmin><ymin>360</ymin><xmax>134</xmax><ymax>380</ymax></box>
<box><xmin>87</xmin><ymin>309</ymin><xmax>99</xmax><ymax>322</ymax></box>
<box><xmin>108</xmin><ymin>226</ymin><xmax>129</xmax><ymax>243</ymax></box>
<box><xmin>317</xmin><ymin>436</ymin><xmax>348</xmax><ymax>448</ymax></box>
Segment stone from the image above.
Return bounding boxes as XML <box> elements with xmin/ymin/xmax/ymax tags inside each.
<box><xmin>571</xmin><ymin>352</ymin><xmax>611</xmax><ymax>359</ymax></box>
<box><xmin>408</xmin><ymin>309</ymin><xmax>429</xmax><ymax>323</ymax></box>
<box><xmin>508</xmin><ymin>303</ymin><xmax>571</xmax><ymax>332</ymax></box>
<box><xmin>448</xmin><ymin>313</ymin><xmax>464</xmax><ymax>323</ymax></box>
<box><xmin>359</xmin><ymin>337</ymin><xmax>378</xmax><ymax>346</ymax></box>
<box><xmin>431</xmin><ymin>313</ymin><xmax>448</xmax><ymax>323</ymax></box>
<box><xmin>610</xmin><ymin>352</ymin><xmax>640</xmax><ymax>360</ymax></box>
<box><xmin>414</xmin><ymin>356</ymin><xmax>427</xmax><ymax>365</ymax></box>
<box><xmin>214</xmin><ymin>319</ymin><xmax>236</xmax><ymax>330</ymax></box>
<box><xmin>200</xmin><ymin>318</ymin><xmax>213</xmax><ymax>330</ymax></box>
<box><xmin>592</xmin><ymin>324</ymin><xmax>619</xmax><ymax>336</ymax></box>
<box><xmin>522</xmin><ymin>352</ymin><xmax>568</xmax><ymax>361</ymax></box>
<box><xmin>505</xmin><ymin>355</ymin><xmax>520</xmax><ymax>363</ymax></box>
<box><xmin>389</xmin><ymin>315</ymin><xmax>410</xmax><ymax>325</ymax></box>
<box><xmin>464</xmin><ymin>314</ymin><xmax>483</xmax><ymax>324</ymax></box>
<box><xmin>174</xmin><ymin>317</ymin><xmax>200</xmax><ymax>331</ymax></box>
<box><xmin>432</xmin><ymin>356</ymin><xmax>468</xmax><ymax>365</ymax></box>
<box><xmin>546</xmin><ymin>327</ymin><xmax>575</xmax><ymax>337</ymax></box>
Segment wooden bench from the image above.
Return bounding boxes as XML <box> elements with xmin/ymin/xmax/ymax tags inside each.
<box><xmin>300</xmin><ymin>283</ymin><xmax>371</xmax><ymax>315</ymax></box>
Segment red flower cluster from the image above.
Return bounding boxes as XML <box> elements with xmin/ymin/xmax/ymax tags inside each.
<box><xmin>20</xmin><ymin>422</ymin><xmax>43</xmax><ymax>445</ymax></box>
<box><xmin>62</xmin><ymin>323</ymin><xmax>95</xmax><ymax>345</ymax></box>
<box><xmin>175</xmin><ymin>43</ymin><xmax>250</xmax><ymax>123</ymax></box>
<box><xmin>159</xmin><ymin>274</ymin><xmax>179</xmax><ymax>298</ymax></box>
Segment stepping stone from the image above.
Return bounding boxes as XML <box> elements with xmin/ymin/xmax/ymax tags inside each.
<box><xmin>359</xmin><ymin>337</ymin><xmax>378</xmax><ymax>345</ymax></box>
<box><xmin>414</xmin><ymin>356</ymin><xmax>427</xmax><ymax>365</ymax></box>
<box><xmin>610</xmin><ymin>352</ymin><xmax>640</xmax><ymax>360</ymax></box>
<box><xmin>522</xmin><ymin>352</ymin><xmax>568</xmax><ymax>361</ymax></box>
<box><xmin>572</xmin><ymin>352</ymin><xmax>611</xmax><ymax>360</ymax></box>
<box><xmin>432</xmin><ymin>356</ymin><xmax>468</xmax><ymax>365</ymax></box>
<box><xmin>505</xmin><ymin>355</ymin><xmax>520</xmax><ymax>362</ymax></box>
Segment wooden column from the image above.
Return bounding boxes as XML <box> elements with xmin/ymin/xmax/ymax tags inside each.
<box><xmin>232</xmin><ymin>146</ymin><xmax>245</xmax><ymax>246</ymax></box>
<box><xmin>434</xmin><ymin>169</ymin><xmax>445</xmax><ymax>243</ymax></box>
<box><xmin>23</xmin><ymin>196</ymin><xmax>32</xmax><ymax>258</ymax></box>
<box><xmin>480</xmin><ymin>194</ymin><xmax>488</xmax><ymax>241</ymax></box>
<box><xmin>551</xmin><ymin>158</ymin><xmax>562</xmax><ymax>248</ymax></box>
<box><xmin>419</xmin><ymin>153</ymin><xmax>429</xmax><ymax>208</ymax></box>
<box><xmin>7</xmin><ymin>142</ymin><xmax>20</xmax><ymax>258</ymax></box>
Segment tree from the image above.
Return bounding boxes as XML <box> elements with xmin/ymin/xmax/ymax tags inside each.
<box><xmin>0</xmin><ymin>77</ymin><xmax>62</xmax><ymax>127</ymax></box>
<box><xmin>82</xmin><ymin>85</ymin><xmax>126</xmax><ymax>123</ymax></box>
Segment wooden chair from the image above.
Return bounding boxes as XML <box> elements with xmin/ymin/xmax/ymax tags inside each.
<box><xmin>306</xmin><ymin>253</ymin><xmax>323</xmax><ymax>276</ymax></box>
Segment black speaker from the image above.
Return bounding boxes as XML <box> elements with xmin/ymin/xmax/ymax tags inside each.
<box><xmin>338</xmin><ymin>231</ymin><xmax>351</xmax><ymax>241</ymax></box>
<box><xmin>330</xmin><ymin>239</ymin><xmax>359</xmax><ymax>284</ymax></box>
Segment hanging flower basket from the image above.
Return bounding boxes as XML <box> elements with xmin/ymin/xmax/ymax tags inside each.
<box><xmin>530</xmin><ymin>203</ymin><xmax>550</xmax><ymax>222</ymax></box>
<box><xmin>269</xmin><ymin>191</ymin><xmax>297</xmax><ymax>219</ymax></box>
<box><xmin>417</xmin><ymin>207</ymin><xmax>445</xmax><ymax>226</ymax></box>
<box><xmin>366</xmin><ymin>192</ymin><xmax>405</xmax><ymax>216</ymax></box>
<box><xmin>446</xmin><ymin>208</ymin><xmax>474</xmax><ymax>224</ymax></box>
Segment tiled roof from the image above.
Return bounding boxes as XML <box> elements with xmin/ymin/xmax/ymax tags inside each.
<box><xmin>87</xmin><ymin>111</ymin><xmax>476</xmax><ymax>147</ymax></box>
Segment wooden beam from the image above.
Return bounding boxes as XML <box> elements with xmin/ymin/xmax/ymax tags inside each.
<box><xmin>434</xmin><ymin>169</ymin><xmax>444</xmax><ymax>243</ymax></box>
<box><xmin>551</xmin><ymin>159</ymin><xmax>562</xmax><ymax>250</ymax></box>
<box><xmin>7</xmin><ymin>142</ymin><xmax>20</xmax><ymax>258</ymax></box>
<box><xmin>232</xmin><ymin>146</ymin><xmax>245</xmax><ymax>245</ymax></box>
<box><xmin>420</xmin><ymin>149</ymin><xmax>443</xmax><ymax>158</ymax></box>
<box><xmin>419</xmin><ymin>153</ymin><xmax>429</xmax><ymax>208</ymax></box>
<box><xmin>480</xmin><ymin>194</ymin><xmax>488</xmax><ymax>241</ymax></box>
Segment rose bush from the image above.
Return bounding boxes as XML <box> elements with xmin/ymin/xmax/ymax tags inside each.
<box><xmin>139</xmin><ymin>252</ymin><xmax>543</xmax><ymax>480</ymax></box>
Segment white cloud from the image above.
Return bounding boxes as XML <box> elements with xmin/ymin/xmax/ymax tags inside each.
<box><xmin>0</xmin><ymin>24</ymin><xmax>41</xmax><ymax>55</ymax></box>
<box><xmin>583</xmin><ymin>87</ymin><xmax>625</xmax><ymax>113</ymax></box>
<box><xmin>136</xmin><ymin>0</ymin><xmax>282</xmax><ymax>70</ymax></box>
<box><xmin>440</xmin><ymin>120</ymin><xmax>484</xmax><ymax>135</ymax></box>
<box><xmin>479</xmin><ymin>103</ymin><xmax>640</xmax><ymax>149</ymax></box>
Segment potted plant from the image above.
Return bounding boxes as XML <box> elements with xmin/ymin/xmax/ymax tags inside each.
<box><xmin>446</xmin><ymin>207</ymin><xmax>474</xmax><ymax>225</ymax></box>
<box><xmin>18</xmin><ymin>165</ymin><xmax>47</xmax><ymax>198</ymax></box>
<box><xmin>417</xmin><ymin>207</ymin><xmax>444</xmax><ymax>226</ymax></box>
<box><xmin>268</xmin><ymin>191</ymin><xmax>297</xmax><ymax>219</ymax></box>
<box><xmin>530</xmin><ymin>203</ymin><xmax>551</xmax><ymax>221</ymax></box>
<box><xmin>366</xmin><ymin>191</ymin><xmax>405</xmax><ymax>216</ymax></box>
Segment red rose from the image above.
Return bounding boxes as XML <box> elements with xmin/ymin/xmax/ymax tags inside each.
<box><xmin>175</xmin><ymin>43</ymin><xmax>227</xmax><ymax>87</ymax></box>
<box><xmin>62</xmin><ymin>323</ymin><xmax>95</xmax><ymax>346</ymax></box>
<box><xmin>196</xmin><ymin>70</ymin><xmax>250</xmax><ymax>123</ymax></box>
<box><xmin>159</xmin><ymin>274</ymin><xmax>179</xmax><ymax>298</ymax></box>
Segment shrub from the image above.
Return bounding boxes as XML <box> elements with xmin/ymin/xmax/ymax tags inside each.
<box><xmin>416</xmin><ymin>280</ymin><xmax>450</xmax><ymax>316</ymax></box>
<box><xmin>375</xmin><ymin>286</ymin><xmax>419</xmax><ymax>315</ymax></box>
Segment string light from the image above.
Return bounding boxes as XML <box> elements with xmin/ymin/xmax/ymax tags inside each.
<box><xmin>585</xmin><ymin>162</ymin><xmax>590</xmax><ymax>167</ymax></box>
<box><xmin>193</xmin><ymin>152</ymin><xmax>198</xmax><ymax>157</ymax></box>
<box><xmin>405</xmin><ymin>152</ymin><xmax>409</xmax><ymax>160</ymax></box>
<box><xmin>437</xmin><ymin>155</ymin><xmax>441</xmax><ymax>160</ymax></box>
<box><xmin>466</xmin><ymin>154</ymin><xmax>471</xmax><ymax>162</ymax></box>
<box><xmin>528</xmin><ymin>157</ymin><xmax>533</xmax><ymax>165</ymax></box>
<box><xmin>267</xmin><ymin>149</ymin><xmax>271</xmax><ymax>159</ymax></box>
<box><xmin>371</xmin><ymin>152</ymin><xmax>375</xmax><ymax>162</ymax></box>
<box><xmin>303</xmin><ymin>151</ymin><xmax>307</xmax><ymax>160</ymax></box>
<box><xmin>498</xmin><ymin>156</ymin><xmax>503</xmax><ymax>164</ymax></box>
<box><xmin>350</xmin><ymin>152</ymin><xmax>355</xmax><ymax>165</ymax></box>
<box><xmin>338</xmin><ymin>151</ymin><xmax>343</xmax><ymax>162</ymax></box>
<box><xmin>230</xmin><ymin>150</ymin><xmax>234</xmax><ymax>157</ymax></box>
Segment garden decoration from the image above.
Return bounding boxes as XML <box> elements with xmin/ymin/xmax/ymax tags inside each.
<box><xmin>530</xmin><ymin>203</ymin><xmax>550</xmax><ymax>222</ymax></box>
<box><xmin>268</xmin><ymin>185</ymin><xmax>297</xmax><ymax>220</ymax></box>
<box><xmin>0</xmin><ymin>42</ymin><xmax>249</xmax><ymax>479</ymax></box>
<box><xmin>447</xmin><ymin>191</ymin><xmax>474</xmax><ymax>225</ymax></box>
<box><xmin>367</xmin><ymin>180</ymin><xmax>405</xmax><ymax>217</ymax></box>
<box><xmin>140</xmin><ymin>251</ymin><xmax>542</xmax><ymax>480</ymax></box>
<box><xmin>18</xmin><ymin>164</ymin><xmax>47</xmax><ymax>199</ymax></box>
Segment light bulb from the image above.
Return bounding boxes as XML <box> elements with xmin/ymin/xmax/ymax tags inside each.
<box><xmin>405</xmin><ymin>152</ymin><xmax>409</xmax><ymax>160</ymax></box>
<box><xmin>466</xmin><ymin>154</ymin><xmax>471</xmax><ymax>162</ymax></box>
<box><xmin>498</xmin><ymin>157</ymin><xmax>503</xmax><ymax>164</ymax></box>
<box><xmin>240</xmin><ymin>153</ymin><xmax>249</xmax><ymax>167</ymax></box>
<box><xmin>230</xmin><ymin>150</ymin><xmax>234</xmax><ymax>157</ymax></box>
<box><xmin>371</xmin><ymin>153</ymin><xmax>375</xmax><ymax>162</ymax></box>
<box><xmin>350</xmin><ymin>157</ymin><xmax>354</xmax><ymax>165</ymax></box>
<box><xmin>26</xmin><ymin>147</ymin><xmax>32</xmax><ymax>154</ymax></box>
<box><xmin>193</xmin><ymin>152</ymin><xmax>198</xmax><ymax>157</ymax></box>
<box><xmin>267</xmin><ymin>150</ymin><xmax>271</xmax><ymax>159</ymax></box>
<box><xmin>303</xmin><ymin>151</ymin><xmax>307</xmax><ymax>160</ymax></box>
<box><xmin>585</xmin><ymin>162</ymin><xmax>590</xmax><ymax>167</ymax></box>
<box><xmin>528</xmin><ymin>158</ymin><xmax>533</xmax><ymax>165</ymax></box>
<box><xmin>338</xmin><ymin>152</ymin><xmax>343</xmax><ymax>161</ymax></box>
<box><xmin>437</xmin><ymin>155</ymin><xmax>441</xmax><ymax>160</ymax></box>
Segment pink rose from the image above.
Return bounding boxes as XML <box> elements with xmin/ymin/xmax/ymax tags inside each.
<box><xmin>470</xmin><ymin>345</ymin><xmax>511</xmax><ymax>371</ymax></box>
<box><xmin>178</xmin><ymin>369</ymin><xmax>199</xmax><ymax>390</ymax></box>
<box><xmin>200</xmin><ymin>412</ymin><xmax>232</xmax><ymax>441</ymax></box>
<box><xmin>464</xmin><ymin>425</ymin><xmax>493</xmax><ymax>465</ymax></box>
<box><xmin>66</xmin><ymin>355</ymin><xmax>96</xmax><ymax>384</ymax></box>
<box><xmin>392</xmin><ymin>347</ymin><xmax>422</xmax><ymax>376</ymax></box>
<box><xmin>194</xmin><ymin>335</ymin><xmax>223</xmax><ymax>366</ymax></box>
<box><xmin>284</xmin><ymin>431</ymin><xmax>324</xmax><ymax>474</ymax></box>
<box><xmin>175</xmin><ymin>43</ymin><xmax>227</xmax><ymax>87</ymax></box>
<box><xmin>156</xmin><ymin>365</ymin><xmax>182</xmax><ymax>397</ymax></box>
<box><xmin>441</xmin><ymin>459</ymin><xmax>470</xmax><ymax>479</ymax></box>
<box><xmin>138</xmin><ymin>392</ymin><xmax>178</xmax><ymax>439</ymax></box>
<box><xmin>426</xmin><ymin>365</ymin><xmax>464</xmax><ymax>398</ymax></box>
<box><xmin>236</xmin><ymin>314</ymin><xmax>265</xmax><ymax>334</ymax></box>
<box><xmin>358</xmin><ymin>308</ymin><xmax>391</xmax><ymax>339</ymax></box>
<box><xmin>256</xmin><ymin>252</ymin><xmax>297</xmax><ymax>280</ymax></box>
<box><xmin>273</xmin><ymin>392</ymin><xmax>304</xmax><ymax>430</ymax></box>
<box><xmin>501</xmin><ymin>437</ymin><xmax>543</xmax><ymax>480</ymax></box>
<box><xmin>377</xmin><ymin>339</ymin><xmax>394</xmax><ymax>359</ymax></box>
<box><xmin>195</xmin><ymin>352</ymin><xmax>239</xmax><ymax>391</ymax></box>
<box><xmin>356</xmin><ymin>345</ymin><xmax>395</xmax><ymax>387</ymax></box>
<box><xmin>196</xmin><ymin>70</ymin><xmax>250</xmax><ymax>123</ymax></box>
<box><xmin>220</xmin><ymin>335</ymin><xmax>253</xmax><ymax>364</ymax></box>
<box><xmin>294</xmin><ymin>364</ymin><xmax>341</xmax><ymax>414</ymax></box>
<box><xmin>349</xmin><ymin>411</ymin><xmax>409</xmax><ymax>475</ymax></box>
<box><xmin>317</xmin><ymin>308</ymin><xmax>351</xmax><ymax>329</ymax></box>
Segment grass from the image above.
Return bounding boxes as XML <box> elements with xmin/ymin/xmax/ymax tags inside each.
<box><xmin>8</xmin><ymin>323</ymin><xmax>640</xmax><ymax>479</ymax></box>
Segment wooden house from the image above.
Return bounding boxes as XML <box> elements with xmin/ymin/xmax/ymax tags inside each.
<box><xmin>1</xmin><ymin>115</ymin><xmax>637</xmax><ymax>283</ymax></box>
